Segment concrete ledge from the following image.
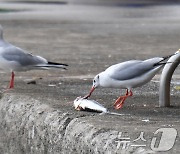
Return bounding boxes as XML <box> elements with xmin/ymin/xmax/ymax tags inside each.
<box><xmin>0</xmin><ymin>94</ymin><xmax>156</xmax><ymax>154</ymax></box>
<box><xmin>62</xmin><ymin>118</ymin><xmax>122</xmax><ymax>153</ymax></box>
<box><xmin>0</xmin><ymin>94</ymin><xmax>73</xmax><ymax>153</ymax></box>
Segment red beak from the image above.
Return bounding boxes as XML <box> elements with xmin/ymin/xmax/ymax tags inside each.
<box><xmin>83</xmin><ymin>86</ymin><xmax>95</xmax><ymax>99</ymax></box>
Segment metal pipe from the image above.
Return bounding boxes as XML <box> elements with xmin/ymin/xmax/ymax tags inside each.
<box><xmin>159</xmin><ymin>50</ymin><xmax>180</xmax><ymax>107</ymax></box>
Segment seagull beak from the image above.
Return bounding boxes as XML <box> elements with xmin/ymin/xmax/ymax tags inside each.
<box><xmin>83</xmin><ymin>86</ymin><xmax>95</xmax><ymax>99</ymax></box>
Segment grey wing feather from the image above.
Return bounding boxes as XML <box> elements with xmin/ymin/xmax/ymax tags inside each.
<box><xmin>2</xmin><ymin>46</ymin><xmax>46</xmax><ymax>66</ymax></box>
<box><xmin>108</xmin><ymin>58</ymin><xmax>163</xmax><ymax>80</ymax></box>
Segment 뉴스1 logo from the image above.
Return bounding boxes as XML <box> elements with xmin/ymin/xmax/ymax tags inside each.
<box><xmin>104</xmin><ymin>128</ymin><xmax>177</xmax><ymax>152</ymax></box>
<box><xmin>151</xmin><ymin>128</ymin><xmax>177</xmax><ymax>152</ymax></box>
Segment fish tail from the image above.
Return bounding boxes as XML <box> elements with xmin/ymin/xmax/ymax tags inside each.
<box><xmin>106</xmin><ymin>111</ymin><xmax>126</xmax><ymax>116</ymax></box>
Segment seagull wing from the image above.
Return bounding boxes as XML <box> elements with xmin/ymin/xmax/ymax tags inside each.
<box><xmin>107</xmin><ymin>58</ymin><xmax>164</xmax><ymax>81</ymax></box>
<box><xmin>2</xmin><ymin>45</ymin><xmax>47</xmax><ymax>66</ymax></box>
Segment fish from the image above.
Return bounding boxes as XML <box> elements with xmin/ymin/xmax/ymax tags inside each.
<box><xmin>74</xmin><ymin>97</ymin><xmax>108</xmax><ymax>113</ymax></box>
<box><xmin>74</xmin><ymin>97</ymin><xmax>127</xmax><ymax>116</ymax></box>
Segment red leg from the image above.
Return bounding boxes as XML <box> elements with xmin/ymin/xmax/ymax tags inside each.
<box><xmin>113</xmin><ymin>89</ymin><xmax>133</xmax><ymax>109</ymax></box>
<box><xmin>8</xmin><ymin>72</ymin><xmax>15</xmax><ymax>89</ymax></box>
<box><xmin>128</xmin><ymin>90</ymin><xmax>133</xmax><ymax>97</ymax></box>
<box><xmin>2</xmin><ymin>72</ymin><xmax>15</xmax><ymax>93</ymax></box>
<box><xmin>125</xmin><ymin>89</ymin><xmax>128</xmax><ymax>95</ymax></box>
<box><xmin>113</xmin><ymin>96</ymin><xmax>126</xmax><ymax>109</ymax></box>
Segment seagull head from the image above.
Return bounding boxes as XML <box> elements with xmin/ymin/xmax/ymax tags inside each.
<box><xmin>92</xmin><ymin>74</ymin><xmax>100</xmax><ymax>88</ymax></box>
<box><xmin>83</xmin><ymin>74</ymin><xmax>100</xmax><ymax>99</ymax></box>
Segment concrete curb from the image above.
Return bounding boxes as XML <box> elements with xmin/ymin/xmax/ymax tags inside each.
<box><xmin>0</xmin><ymin>94</ymin><xmax>155</xmax><ymax>154</ymax></box>
<box><xmin>0</xmin><ymin>94</ymin><xmax>73</xmax><ymax>154</ymax></box>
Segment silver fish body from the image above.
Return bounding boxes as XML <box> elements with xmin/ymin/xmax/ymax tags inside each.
<box><xmin>74</xmin><ymin>97</ymin><xmax>108</xmax><ymax>113</ymax></box>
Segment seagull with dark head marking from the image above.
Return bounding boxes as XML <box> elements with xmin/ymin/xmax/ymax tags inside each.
<box><xmin>84</xmin><ymin>54</ymin><xmax>175</xmax><ymax>109</ymax></box>
<box><xmin>0</xmin><ymin>25</ymin><xmax>68</xmax><ymax>90</ymax></box>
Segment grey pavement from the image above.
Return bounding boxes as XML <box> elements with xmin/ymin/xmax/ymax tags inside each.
<box><xmin>0</xmin><ymin>0</ymin><xmax>179</xmax><ymax>153</ymax></box>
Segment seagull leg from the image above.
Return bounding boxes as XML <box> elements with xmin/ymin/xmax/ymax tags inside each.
<box><xmin>113</xmin><ymin>89</ymin><xmax>133</xmax><ymax>109</ymax></box>
<box><xmin>2</xmin><ymin>72</ymin><xmax>15</xmax><ymax>93</ymax></box>
<box><xmin>113</xmin><ymin>96</ymin><xmax>126</xmax><ymax>109</ymax></box>
<box><xmin>8</xmin><ymin>72</ymin><xmax>15</xmax><ymax>89</ymax></box>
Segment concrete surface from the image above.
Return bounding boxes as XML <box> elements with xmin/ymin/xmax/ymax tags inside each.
<box><xmin>0</xmin><ymin>0</ymin><xmax>180</xmax><ymax>153</ymax></box>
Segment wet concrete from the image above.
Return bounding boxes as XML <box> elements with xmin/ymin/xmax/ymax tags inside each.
<box><xmin>0</xmin><ymin>0</ymin><xmax>179</xmax><ymax>153</ymax></box>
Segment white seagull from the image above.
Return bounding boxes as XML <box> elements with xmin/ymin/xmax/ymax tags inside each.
<box><xmin>0</xmin><ymin>25</ymin><xmax>68</xmax><ymax>90</ymax></box>
<box><xmin>84</xmin><ymin>55</ymin><xmax>173</xmax><ymax>109</ymax></box>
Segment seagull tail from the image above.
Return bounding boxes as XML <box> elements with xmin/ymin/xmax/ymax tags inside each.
<box><xmin>47</xmin><ymin>61</ymin><xmax>68</xmax><ymax>69</ymax></box>
<box><xmin>35</xmin><ymin>61</ymin><xmax>68</xmax><ymax>70</ymax></box>
<box><xmin>154</xmin><ymin>53</ymin><xmax>178</xmax><ymax>67</ymax></box>
<box><xmin>154</xmin><ymin>61</ymin><xmax>174</xmax><ymax>66</ymax></box>
<box><xmin>161</xmin><ymin>53</ymin><xmax>175</xmax><ymax>61</ymax></box>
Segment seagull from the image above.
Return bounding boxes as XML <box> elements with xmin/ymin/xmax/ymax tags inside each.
<box><xmin>0</xmin><ymin>25</ymin><xmax>68</xmax><ymax>90</ymax></box>
<box><xmin>84</xmin><ymin>55</ymin><xmax>174</xmax><ymax>109</ymax></box>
